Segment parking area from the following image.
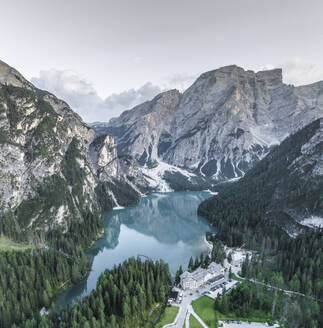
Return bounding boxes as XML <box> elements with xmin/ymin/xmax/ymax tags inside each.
<box><xmin>220</xmin><ymin>321</ymin><xmax>279</xmax><ymax>328</ymax></box>
<box><xmin>198</xmin><ymin>279</ymin><xmax>239</xmax><ymax>299</ymax></box>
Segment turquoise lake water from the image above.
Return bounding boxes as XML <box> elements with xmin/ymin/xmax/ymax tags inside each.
<box><xmin>55</xmin><ymin>191</ymin><xmax>214</xmax><ymax>310</ymax></box>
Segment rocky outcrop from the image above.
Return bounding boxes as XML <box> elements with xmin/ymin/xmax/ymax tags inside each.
<box><xmin>0</xmin><ymin>60</ymin><xmax>149</xmax><ymax>235</ymax></box>
<box><xmin>93</xmin><ymin>65</ymin><xmax>323</xmax><ymax>187</ymax></box>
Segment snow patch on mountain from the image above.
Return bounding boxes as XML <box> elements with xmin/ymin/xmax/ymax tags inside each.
<box><xmin>300</xmin><ymin>216</ymin><xmax>323</xmax><ymax>228</ymax></box>
<box><xmin>140</xmin><ymin>160</ymin><xmax>195</xmax><ymax>192</ymax></box>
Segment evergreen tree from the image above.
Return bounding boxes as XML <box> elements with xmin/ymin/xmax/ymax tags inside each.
<box><xmin>175</xmin><ymin>265</ymin><xmax>183</xmax><ymax>285</ymax></box>
<box><xmin>188</xmin><ymin>257</ymin><xmax>194</xmax><ymax>271</ymax></box>
<box><xmin>194</xmin><ymin>256</ymin><xmax>200</xmax><ymax>269</ymax></box>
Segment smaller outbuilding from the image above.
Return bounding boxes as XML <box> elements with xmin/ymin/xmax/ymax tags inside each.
<box><xmin>232</xmin><ymin>252</ymin><xmax>245</xmax><ymax>267</ymax></box>
<box><xmin>168</xmin><ymin>290</ymin><xmax>179</xmax><ymax>303</ymax></box>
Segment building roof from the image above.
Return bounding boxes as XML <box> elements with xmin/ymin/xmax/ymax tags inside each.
<box><xmin>208</xmin><ymin>262</ymin><xmax>223</xmax><ymax>273</ymax></box>
<box><xmin>180</xmin><ymin>271</ymin><xmax>191</xmax><ymax>279</ymax></box>
<box><xmin>232</xmin><ymin>252</ymin><xmax>244</xmax><ymax>261</ymax></box>
<box><xmin>180</xmin><ymin>262</ymin><xmax>223</xmax><ymax>282</ymax></box>
<box><xmin>169</xmin><ymin>291</ymin><xmax>178</xmax><ymax>299</ymax></box>
<box><xmin>208</xmin><ymin>274</ymin><xmax>225</xmax><ymax>284</ymax></box>
<box><xmin>192</xmin><ymin>267</ymin><xmax>206</xmax><ymax>281</ymax></box>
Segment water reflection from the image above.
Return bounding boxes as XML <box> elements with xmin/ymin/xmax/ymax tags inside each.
<box><xmin>55</xmin><ymin>191</ymin><xmax>213</xmax><ymax>310</ymax></box>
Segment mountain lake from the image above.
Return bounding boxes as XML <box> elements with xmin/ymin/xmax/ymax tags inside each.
<box><xmin>54</xmin><ymin>191</ymin><xmax>215</xmax><ymax>310</ymax></box>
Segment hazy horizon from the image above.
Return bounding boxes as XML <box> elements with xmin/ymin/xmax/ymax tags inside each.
<box><xmin>1</xmin><ymin>0</ymin><xmax>323</xmax><ymax>122</ymax></box>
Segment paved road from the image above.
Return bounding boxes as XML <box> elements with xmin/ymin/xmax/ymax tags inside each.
<box><xmin>185</xmin><ymin>311</ymin><xmax>189</xmax><ymax>328</ymax></box>
<box><xmin>189</xmin><ymin>305</ymin><xmax>208</xmax><ymax>328</ymax></box>
<box><xmin>231</xmin><ymin>267</ymin><xmax>323</xmax><ymax>303</ymax></box>
<box><xmin>220</xmin><ymin>321</ymin><xmax>279</xmax><ymax>328</ymax></box>
<box><xmin>166</xmin><ymin>278</ymin><xmax>232</xmax><ymax>328</ymax></box>
<box><xmin>167</xmin><ymin>291</ymin><xmax>195</xmax><ymax>327</ymax></box>
<box><xmin>166</xmin><ymin>300</ymin><xmax>209</xmax><ymax>328</ymax></box>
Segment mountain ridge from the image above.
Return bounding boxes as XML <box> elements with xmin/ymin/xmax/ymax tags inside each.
<box><xmin>0</xmin><ymin>60</ymin><xmax>151</xmax><ymax>244</ymax></box>
<box><xmin>93</xmin><ymin>64</ymin><xmax>323</xmax><ymax>189</ymax></box>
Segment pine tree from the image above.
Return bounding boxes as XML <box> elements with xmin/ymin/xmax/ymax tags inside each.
<box><xmin>175</xmin><ymin>265</ymin><xmax>183</xmax><ymax>285</ymax></box>
<box><xmin>194</xmin><ymin>256</ymin><xmax>200</xmax><ymax>269</ymax></box>
<box><xmin>188</xmin><ymin>257</ymin><xmax>194</xmax><ymax>271</ymax></box>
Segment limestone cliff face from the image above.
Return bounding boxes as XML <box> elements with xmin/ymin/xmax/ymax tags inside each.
<box><xmin>94</xmin><ymin>65</ymin><xmax>323</xmax><ymax>186</ymax></box>
<box><xmin>0</xmin><ymin>60</ymin><xmax>148</xmax><ymax>234</ymax></box>
<box><xmin>99</xmin><ymin>89</ymin><xmax>182</xmax><ymax>166</ymax></box>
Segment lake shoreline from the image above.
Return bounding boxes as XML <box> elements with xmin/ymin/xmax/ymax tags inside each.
<box><xmin>53</xmin><ymin>191</ymin><xmax>215</xmax><ymax>311</ymax></box>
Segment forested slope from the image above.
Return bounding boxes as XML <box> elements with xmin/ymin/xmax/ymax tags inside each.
<box><xmin>198</xmin><ymin>118</ymin><xmax>323</xmax><ymax>327</ymax></box>
<box><xmin>198</xmin><ymin>118</ymin><xmax>323</xmax><ymax>246</ymax></box>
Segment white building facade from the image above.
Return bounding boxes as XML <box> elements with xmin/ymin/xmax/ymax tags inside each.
<box><xmin>232</xmin><ymin>252</ymin><xmax>245</xmax><ymax>267</ymax></box>
<box><xmin>180</xmin><ymin>262</ymin><xmax>225</xmax><ymax>290</ymax></box>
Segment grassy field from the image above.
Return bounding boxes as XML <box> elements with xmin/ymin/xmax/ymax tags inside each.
<box><xmin>190</xmin><ymin>314</ymin><xmax>203</xmax><ymax>328</ymax></box>
<box><xmin>192</xmin><ymin>296</ymin><xmax>218</xmax><ymax>328</ymax></box>
<box><xmin>193</xmin><ymin>294</ymin><xmax>271</xmax><ymax>327</ymax></box>
<box><xmin>0</xmin><ymin>236</ymin><xmax>34</xmax><ymax>251</ymax></box>
<box><xmin>155</xmin><ymin>305</ymin><xmax>179</xmax><ymax>328</ymax></box>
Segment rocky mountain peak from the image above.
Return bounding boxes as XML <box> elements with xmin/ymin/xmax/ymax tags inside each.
<box><xmin>255</xmin><ymin>67</ymin><xmax>283</xmax><ymax>84</ymax></box>
<box><xmin>94</xmin><ymin>64</ymin><xmax>322</xmax><ymax>187</ymax></box>
<box><xmin>0</xmin><ymin>60</ymin><xmax>33</xmax><ymax>90</ymax></box>
<box><xmin>195</xmin><ymin>65</ymin><xmax>283</xmax><ymax>90</ymax></box>
<box><xmin>152</xmin><ymin>88</ymin><xmax>181</xmax><ymax>109</ymax></box>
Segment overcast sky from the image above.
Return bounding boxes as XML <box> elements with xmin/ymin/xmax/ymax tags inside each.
<box><xmin>1</xmin><ymin>0</ymin><xmax>323</xmax><ymax>122</ymax></box>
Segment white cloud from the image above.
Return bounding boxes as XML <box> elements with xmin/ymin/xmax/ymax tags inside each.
<box><xmin>133</xmin><ymin>56</ymin><xmax>143</xmax><ymax>64</ymax></box>
<box><xmin>31</xmin><ymin>70</ymin><xmax>163</xmax><ymax>122</ymax></box>
<box><xmin>102</xmin><ymin>82</ymin><xmax>164</xmax><ymax>119</ymax></box>
<box><xmin>30</xmin><ymin>61</ymin><xmax>323</xmax><ymax>124</ymax></box>
<box><xmin>282</xmin><ymin>58</ymin><xmax>323</xmax><ymax>86</ymax></box>
<box><xmin>268</xmin><ymin>58</ymin><xmax>323</xmax><ymax>86</ymax></box>
<box><xmin>162</xmin><ymin>72</ymin><xmax>198</xmax><ymax>91</ymax></box>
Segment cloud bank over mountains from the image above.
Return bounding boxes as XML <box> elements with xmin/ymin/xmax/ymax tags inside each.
<box><xmin>31</xmin><ymin>70</ymin><xmax>164</xmax><ymax>122</ymax></box>
<box><xmin>281</xmin><ymin>58</ymin><xmax>323</xmax><ymax>86</ymax></box>
<box><xmin>31</xmin><ymin>58</ymin><xmax>323</xmax><ymax>123</ymax></box>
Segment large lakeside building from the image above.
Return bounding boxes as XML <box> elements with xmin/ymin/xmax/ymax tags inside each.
<box><xmin>180</xmin><ymin>262</ymin><xmax>225</xmax><ymax>290</ymax></box>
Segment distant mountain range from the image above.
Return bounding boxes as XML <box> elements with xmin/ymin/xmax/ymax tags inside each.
<box><xmin>92</xmin><ymin>65</ymin><xmax>322</xmax><ymax>189</ymax></box>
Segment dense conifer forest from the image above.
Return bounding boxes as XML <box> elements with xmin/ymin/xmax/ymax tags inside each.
<box><xmin>215</xmin><ymin>282</ymin><xmax>321</xmax><ymax>328</ymax></box>
<box><xmin>0</xmin><ymin>248</ymin><xmax>88</xmax><ymax>328</ymax></box>
<box><xmin>42</xmin><ymin>258</ymin><xmax>171</xmax><ymax>328</ymax></box>
<box><xmin>215</xmin><ymin>283</ymin><xmax>279</xmax><ymax>321</ymax></box>
<box><xmin>0</xmin><ymin>256</ymin><xmax>170</xmax><ymax>328</ymax></box>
